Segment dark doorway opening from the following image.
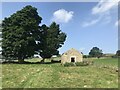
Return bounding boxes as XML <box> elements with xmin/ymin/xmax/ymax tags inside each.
<box><xmin>71</xmin><ymin>57</ymin><xmax>75</xmax><ymax>62</ymax></box>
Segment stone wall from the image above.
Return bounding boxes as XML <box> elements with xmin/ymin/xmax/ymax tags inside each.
<box><xmin>61</xmin><ymin>48</ymin><xmax>83</xmax><ymax>64</ymax></box>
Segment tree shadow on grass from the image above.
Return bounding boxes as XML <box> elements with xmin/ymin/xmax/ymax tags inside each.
<box><xmin>1</xmin><ymin>60</ymin><xmax>61</xmax><ymax>64</ymax></box>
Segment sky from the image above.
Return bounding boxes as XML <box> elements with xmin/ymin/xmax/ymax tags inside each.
<box><xmin>1</xmin><ymin>1</ymin><xmax>119</xmax><ymax>55</ymax></box>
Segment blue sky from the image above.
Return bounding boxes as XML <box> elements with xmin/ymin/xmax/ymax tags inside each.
<box><xmin>2</xmin><ymin>1</ymin><xmax>118</xmax><ymax>54</ymax></box>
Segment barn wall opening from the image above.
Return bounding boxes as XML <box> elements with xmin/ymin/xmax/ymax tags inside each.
<box><xmin>71</xmin><ymin>57</ymin><xmax>75</xmax><ymax>62</ymax></box>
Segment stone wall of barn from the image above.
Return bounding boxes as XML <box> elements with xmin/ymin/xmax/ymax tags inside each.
<box><xmin>61</xmin><ymin>48</ymin><xmax>83</xmax><ymax>64</ymax></box>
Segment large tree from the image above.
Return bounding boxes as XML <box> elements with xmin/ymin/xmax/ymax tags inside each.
<box><xmin>116</xmin><ymin>50</ymin><xmax>120</xmax><ymax>56</ymax></box>
<box><xmin>2</xmin><ymin>5</ymin><xmax>42</xmax><ymax>63</ymax></box>
<box><xmin>89</xmin><ymin>47</ymin><xmax>103</xmax><ymax>58</ymax></box>
<box><xmin>38</xmin><ymin>22</ymin><xmax>66</xmax><ymax>62</ymax></box>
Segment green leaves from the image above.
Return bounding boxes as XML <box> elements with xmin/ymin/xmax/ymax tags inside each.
<box><xmin>116</xmin><ymin>50</ymin><xmax>120</xmax><ymax>56</ymax></box>
<box><xmin>38</xmin><ymin>22</ymin><xmax>67</xmax><ymax>59</ymax></box>
<box><xmin>89</xmin><ymin>47</ymin><xmax>103</xmax><ymax>58</ymax></box>
<box><xmin>2</xmin><ymin>5</ymin><xmax>42</xmax><ymax>61</ymax></box>
<box><xmin>2</xmin><ymin>5</ymin><xmax>66</xmax><ymax>62</ymax></box>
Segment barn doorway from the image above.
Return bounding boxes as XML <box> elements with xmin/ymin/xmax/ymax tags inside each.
<box><xmin>71</xmin><ymin>57</ymin><xmax>75</xmax><ymax>62</ymax></box>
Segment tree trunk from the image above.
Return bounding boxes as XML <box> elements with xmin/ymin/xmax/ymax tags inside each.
<box><xmin>18</xmin><ymin>59</ymin><xmax>24</xmax><ymax>63</ymax></box>
<box><xmin>40</xmin><ymin>58</ymin><xmax>45</xmax><ymax>63</ymax></box>
<box><xmin>18</xmin><ymin>54</ymin><xmax>25</xmax><ymax>63</ymax></box>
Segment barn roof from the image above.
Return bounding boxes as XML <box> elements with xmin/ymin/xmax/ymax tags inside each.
<box><xmin>63</xmin><ymin>48</ymin><xmax>82</xmax><ymax>55</ymax></box>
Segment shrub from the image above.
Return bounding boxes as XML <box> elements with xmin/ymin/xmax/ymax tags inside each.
<box><xmin>75</xmin><ymin>60</ymin><xmax>94</xmax><ymax>66</ymax></box>
<box><xmin>75</xmin><ymin>62</ymin><xmax>88</xmax><ymax>66</ymax></box>
<box><xmin>64</xmin><ymin>62</ymin><xmax>75</xmax><ymax>67</ymax></box>
<box><xmin>83</xmin><ymin>55</ymin><xmax>87</xmax><ymax>58</ymax></box>
<box><xmin>111</xmin><ymin>55</ymin><xmax>118</xmax><ymax>58</ymax></box>
<box><xmin>63</xmin><ymin>60</ymin><xmax>94</xmax><ymax>67</ymax></box>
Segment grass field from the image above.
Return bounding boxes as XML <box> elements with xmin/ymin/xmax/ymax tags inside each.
<box><xmin>2</xmin><ymin>58</ymin><xmax>118</xmax><ymax>88</ymax></box>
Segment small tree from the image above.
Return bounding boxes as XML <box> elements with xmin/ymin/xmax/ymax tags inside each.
<box><xmin>83</xmin><ymin>55</ymin><xmax>88</xmax><ymax>58</ymax></box>
<box><xmin>37</xmin><ymin>22</ymin><xmax>66</xmax><ymax>62</ymax></box>
<box><xmin>2</xmin><ymin>5</ymin><xmax>42</xmax><ymax>63</ymax></box>
<box><xmin>89</xmin><ymin>47</ymin><xmax>103</xmax><ymax>58</ymax></box>
<box><xmin>116</xmin><ymin>50</ymin><xmax>120</xmax><ymax>57</ymax></box>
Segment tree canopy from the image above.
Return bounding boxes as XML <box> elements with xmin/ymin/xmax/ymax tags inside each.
<box><xmin>37</xmin><ymin>22</ymin><xmax>67</xmax><ymax>62</ymax></box>
<box><xmin>116</xmin><ymin>50</ymin><xmax>120</xmax><ymax>56</ymax></box>
<box><xmin>2</xmin><ymin>5</ymin><xmax>67</xmax><ymax>63</ymax></box>
<box><xmin>89</xmin><ymin>47</ymin><xmax>103</xmax><ymax>58</ymax></box>
<box><xmin>2</xmin><ymin>5</ymin><xmax>42</xmax><ymax>63</ymax></box>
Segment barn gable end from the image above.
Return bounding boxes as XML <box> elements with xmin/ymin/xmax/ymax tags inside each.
<box><xmin>61</xmin><ymin>48</ymin><xmax>83</xmax><ymax>64</ymax></box>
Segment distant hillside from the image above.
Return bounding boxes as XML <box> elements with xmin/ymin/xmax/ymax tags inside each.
<box><xmin>103</xmin><ymin>53</ymin><xmax>115</xmax><ymax>57</ymax></box>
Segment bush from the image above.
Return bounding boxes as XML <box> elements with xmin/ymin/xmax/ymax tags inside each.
<box><xmin>83</xmin><ymin>55</ymin><xmax>87</xmax><ymax>58</ymax></box>
<box><xmin>75</xmin><ymin>62</ymin><xmax>88</xmax><ymax>66</ymax></box>
<box><xmin>75</xmin><ymin>60</ymin><xmax>94</xmax><ymax>66</ymax></box>
<box><xmin>63</xmin><ymin>60</ymin><xmax>94</xmax><ymax>67</ymax></box>
<box><xmin>64</xmin><ymin>62</ymin><xmax>75</xmax><ymax>67</ymax></box>
<box><xmin>111</xmin><ymin>55</ymin><xmax>118</xmax><ymax>58</ymax></box>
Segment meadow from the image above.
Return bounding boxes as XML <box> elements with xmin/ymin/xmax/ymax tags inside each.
<box><xmin>1</xmin><ymin>58</ymin><xmax>118</xmax><ymax>88</ymax></box>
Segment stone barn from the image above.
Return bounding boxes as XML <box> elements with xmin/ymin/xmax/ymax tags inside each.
<box><xmin>61</xmin><ymin>48</ymin><xmax>83</xmax><ymax>64</ymax></box>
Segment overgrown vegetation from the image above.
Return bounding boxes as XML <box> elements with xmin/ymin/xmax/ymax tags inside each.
<box><xmin>75</xmin><ymin>61</ymin><xmax>89</xmax><ymax>66</ymax></box>
<box><xmin>63</xmin><ymin>62</ymin><xmax>75</xmax><ymax>67</ymax></box>
<box><xmin>63</xmin><ymin>60</ymin><xmax>93</xmax><ymax>67</ymax></box>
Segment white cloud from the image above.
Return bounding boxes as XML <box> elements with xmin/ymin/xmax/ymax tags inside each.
<box><xmin>92</xmin><ymin>0</ymin><xmax>119</xmax><ymax>15</ymax></box>
<box><xmin>82</xmin><ymin>0</ymin><xmax>118</xmax><ymax>27</ymax></box>
<box><xmin>52</xmin><ymin>9</ymin><xmax>74</xmax><ymax>23</ymax></box>
<box><xmin>115</xmin><ymin>21</ymin><xmax>118</xmax><ymax>26</ymax></box>
<box><xmin>115</xmin><ymin>20</ymin><xmax>120</xmax><ymax>26</ymax></box>
<box><xmin>82</xmin><ymin>18</ymin><xmax>100</xmax><ymax>27</ymax></box>
<box><xmin>82</xmin><ymin>12</ymin><xmax>111</xmax><ymax>27</ymax></box>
